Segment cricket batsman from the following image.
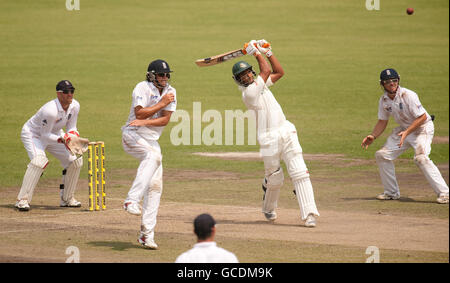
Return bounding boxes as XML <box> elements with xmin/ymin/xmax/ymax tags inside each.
<box><xmin>122</xmin><ymin>59</ymin><xmax>176</xmax><ymax>249</ymax></box>
<box><xmin>231</xmin><ymin>40</ymin><xmax>320</xmax><ymax>227</ymax></box>
<box><xmin>362</xmin><ymin>69</ymin><xmax>449</xmax><ymax>204</ymax></box>
<box><xmin>15</xmin><ymin>80</ymin><xmax>85</xmax><ymax>211</ymax></box>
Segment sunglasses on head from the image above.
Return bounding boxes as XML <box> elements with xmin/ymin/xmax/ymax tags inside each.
<box><xmin>156</xmin><ymin>73</ymin><xmax>170</xmax><ymax>78</ymax></box>
<box><xmin>382</xmin><ymin>79</ymin><xmax>398</xmax><ymax>84</ymax></box>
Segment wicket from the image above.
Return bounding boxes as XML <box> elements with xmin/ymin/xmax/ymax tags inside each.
<box><xmin>88</xmin><ymin>141</ymin><xmax>106</xmax><ymax>211</ymax></box>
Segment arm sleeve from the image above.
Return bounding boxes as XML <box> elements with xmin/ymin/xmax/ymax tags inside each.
<box><xmin>405</xmin><ymin>91</ymin><xmax>426</xmax><ymax>118</ymax></box>
<box><xmin>132</xmin><ymin>83</ymin><xmax>147</xmax><ymax>108</ymax></box>
<box><xmin>162</xmin><ymin>88</ymin><xmax>177</xmax><ymax>112</ymax></box>
<box><xmin>66</xmin><ymin>101</ymin><xmax>79</xmax><ymax>133</ymax></box>
<box><xmin>377</xmin><ymin>96</ymin><xmax>390</xmax><ymax>120</ymax></box>
<box><xmin>40</xmin><ymin>108</ymin><xmax>62</xmax><ymax>144</ymax></box>
<box><xmin>265</xmin><ymin>76</ymin><xmax>274</xmax><ymax>88</ymax></box>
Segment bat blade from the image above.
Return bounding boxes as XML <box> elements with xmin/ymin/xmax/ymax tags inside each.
<box><xmin>195</xmin><ymin>49</ymin><xmax>245</xmax><ymax>67</ymax></box>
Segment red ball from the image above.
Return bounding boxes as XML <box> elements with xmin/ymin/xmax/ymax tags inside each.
<box><xmin>407</xmin><ymin>7</ymin><xmax>414</xmax><ymax>15</ymax></box>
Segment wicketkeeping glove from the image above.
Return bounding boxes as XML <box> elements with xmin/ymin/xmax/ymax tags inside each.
<box><xmin>243</xmin><ymin>40</ymin><xmax>260</xmax><ymax>56</ymax></box>
<box><xmin>66</xmin><ymin>136</ymin><xmax>90</xmax><ymax>156</ymax></box>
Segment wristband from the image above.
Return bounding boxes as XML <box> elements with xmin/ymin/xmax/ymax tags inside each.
<box><xmin>266</xmin><ymin>50</ymin><xmax>273</xmax><ymax>57</ymax></box>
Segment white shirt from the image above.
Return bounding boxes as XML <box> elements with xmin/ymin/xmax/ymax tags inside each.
<box><xmin>123</xmin><ymin>81</ymin><xmax>177</xmax><ymax>140</ymax></box>
<box><xmin>240</xmin><ymin>76</ymin><xmax>286</xmax><ymax>137</ymax></box>
<box><xmin>175</xmin><ymin>242</ymin><xmax>239</xmax><ymax>263</ymax></box>
<box><xmin>24</xmin><ymin>98</ymin><xmax>79</xmax><ymax>144</ymax></box>
<box><xmin>378</xmin><ymin>86</ymin><xmax>431</xmax><ymax>132</ymax></box>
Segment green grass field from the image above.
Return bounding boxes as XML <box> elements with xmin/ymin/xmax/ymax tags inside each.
<box><xmin>0</xmin><ymin>0</ymin><xmax>448</xmax><ymax>263</ymax></box>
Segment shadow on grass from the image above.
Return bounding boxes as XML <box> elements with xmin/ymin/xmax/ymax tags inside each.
<box><xmin>217</xmin><ymin>219</ymin><xmax>304</xmax><ymax>228</ymax></box>
<box><xmin>341</xmin><ymin>197</ymin><xmax>437</xmax><ymax>204</ymax></box>
<box><xmin>0</xmin><ymin>204</ymin><xmax>70</xmax><ymax>211</ymax></box>
<box><xmin>88</xmin><ymin>241</ymin><xmax>143</xmax><ymax>251</ymax></box>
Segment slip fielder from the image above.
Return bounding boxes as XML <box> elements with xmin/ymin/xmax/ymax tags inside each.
<box><xmin>15</xmin><ymin>80</ymin><xmax>84</xmax><ymax>211</ymax></box>
<box><xmin>361</xmin><ymin>69</ymin><xmax>449</xmax><ymax>204</ymax></box>
<box><xmin>231</xmin><ymin>40</ymin><xmax>320</xmax><ymax>227</ymax></box>
<box><xmin>121</xmin><ymin>59</ymin><xmax>176</xmax><ymax>249</ymax></box>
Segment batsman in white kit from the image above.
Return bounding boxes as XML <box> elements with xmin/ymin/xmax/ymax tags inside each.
<box><xmin>15</xmin><ymin>80</ymin><xmax>85</xmax><ymax>211</ymax></box>
<box><xmin>362</xmin><ymin>69</ymin><xmax>449</xmax><ymax>204</ymax></box>
<box><xmin>232</xmin><ymin>40</ymin><xmax>319</xmax><ymax>227</ymax></box>
<box><xmin>122</xmin><ymin>59</ymin><xmax>176</xmax><ymax>249</ymax></box>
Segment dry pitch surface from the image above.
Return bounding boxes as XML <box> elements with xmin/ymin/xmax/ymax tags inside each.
<box><xmin>0</xmin><ymin>153</ymin><xmax>448</xmax><ymax>263</ymax></box>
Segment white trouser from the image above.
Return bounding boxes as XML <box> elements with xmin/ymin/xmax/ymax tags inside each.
<box><xmin>22</xmin><ymin>125</ymin><xmax>77</xmax><ymax>168</ymax></box>
<box><xmin>19</xmin><ymin>126</ymin><xmax>77</xmax><ymax>203</ymax></box>
<box><xmin>122</xmin><ymin>128</ymin><xmax>163</xmax><ymax>239</ymax></box>
<box><xmin>259</xmin><ymin>121</ymin><xmax>319</xmax><ymax>220</ymax></box>
<box><xmin>375</xmin><ymin>123</ymin><xmax>449</xmax><ymax>197</ymax></box>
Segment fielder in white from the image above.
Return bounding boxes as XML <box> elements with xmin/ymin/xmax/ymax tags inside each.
<box><xmin>362</xmin><ymin>68</ymin><xmax>449</xmax><ymax>204</ymax></box>
<box><xmin>175</xmin><ymin>214</ymin><xmax>239</xmax><ymax>263</ymax></box>
<box><xmin>15</xmin><ymin>80</ymin><xmax>84</xmax><ymax>211</ymax></box>
<box><xmin>122</xmin><ymin>59</ymin><xmax>176</xmax><ymax>249</ymax></box>
<box><xmin>232</xmin><ymin>40</ymin><xmax>320</xmax><ymax>227</ymax></box>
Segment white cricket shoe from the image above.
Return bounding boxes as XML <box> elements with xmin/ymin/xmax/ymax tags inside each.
<box><xmin>264</xmin><ymin>211</ymin><xmax>277</xmax><ymax>221</ymax></box>
<box><xmin>304</xmin><ymin>214</ymin><xmax>316</xmax><ymax>228</ymax></box>
<box><xmin>437</xmin><ymin>193</ymin><xmax>449</xmax><ymax>204</ymax></box>
<box><xmin>138</xmin><ymin>234</ymin><xmax>158</xmax><ymax>250</ymax></box>
<box><xmin>15</xmin><ymin>199</ymin><xmax>30</xmax><ymax>211</ymax></box>
<box><xmin>376</xmin><ymin>193</ymin><xmax>400</xmax><ymax>200</ymax></box>
<box><xmin>60</xmin><ymin>197</ymin><xmax>81</xmax><ymax>207</ymax></box>
<box><xmin>123</xmin><ymin>201</ymin><xmax>141</xmax><ymax>216</ymax></box>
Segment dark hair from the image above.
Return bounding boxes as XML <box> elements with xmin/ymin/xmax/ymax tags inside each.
<box><xmin>194</xmin><ymin>214</ymin><xmax>216</xmax><ymax>240</ymax></box>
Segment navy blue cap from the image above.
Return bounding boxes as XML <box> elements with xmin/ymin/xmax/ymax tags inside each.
<box><xmin>56</xmin><ymin>80</ymin><xmax>75</xmax><ymax>92</ymax></box>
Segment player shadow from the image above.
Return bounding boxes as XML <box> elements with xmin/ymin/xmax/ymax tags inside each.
<box><xmin>88</xmin><ymin>241</ymin><xmax>144</xmax><ymax>251</ymax></box>
<box><xmin>216</xmin><ymin>219</ymin><xmax>303</xmax><ymax>228</ymax></box>
<box><xmin>341</xmin><ymin>197</ymin><xmax>437</xmax><ymax>204</ymax></box>
<box><xmin>0</xmin><ymin>204</ymin><xmax>66</xmax><ymax>211</ymax></box>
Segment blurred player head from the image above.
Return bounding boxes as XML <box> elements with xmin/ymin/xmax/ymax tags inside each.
<box><xmin>193</xmin><ymin>213</ymin><xmax>216</xmax><ymax>241</ymax></box>
<box><xmin>380</xmin><ymin>68</ymin><xmax>400</xmax><ymax>94</ymax></box>
<box><xmin>232</xmin><ymin>61</ymin><xmax>256</xmax><ymax>87</ymax></box>
<box><xmin>146</xmin><ymin>59</ymin><xmax>172</xmax><ymax>89</ymax></box>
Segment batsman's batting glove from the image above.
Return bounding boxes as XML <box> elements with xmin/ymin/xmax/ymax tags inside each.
<box><xmin>256</xmin><ymin>39</ymin><xmax>272</xmax><ymax>57</ymax></box>
<box><xmin>243</xmin><ymin>40</ymin><xmax>260</xmax><ymax>56</ymax></box>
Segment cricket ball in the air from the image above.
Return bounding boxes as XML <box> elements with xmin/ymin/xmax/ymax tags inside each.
<box><xmin>406</xmin><ymin>7</ymin><xmax>414</xmax><ymax>15</ymax></box>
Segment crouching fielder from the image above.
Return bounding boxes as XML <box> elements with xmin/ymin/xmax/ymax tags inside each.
<box><xmin>232</xmin><ymin>40</ymin><xmax>319</xmax><ymax>227</ymax></box>
<box><xmin>122</xmin><ymin>59</ymin><xmax>176</xmax><ymax>249</ymax></box>
<box><xmin>16</xmin><ymin>80</ymin><xmax>84</xmax><ymax>211</ymax></box>
<box><xmin>362</xmin><ymin>69</ymin><xmax>449</xmax><ymax>204</ymax></box>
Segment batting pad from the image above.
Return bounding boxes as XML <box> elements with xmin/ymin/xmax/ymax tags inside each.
<box><xmin>262</xmin><ymin>168</ymin><xmax>284</xmax><ymax>213</ymax></box>
<box><xmin>17</xmin><ymin>155</ymin><xmax>48</xmax><ymax>203</ymax></box>
<box><xmin>293</xmin><ymin>177</ymin><xmax>319</xmax><ymax>220</ymax></box>
<box><xmin>62</xmin><ymin>157</ymin><xmax>83</xmax><ymax>201</ymax></box>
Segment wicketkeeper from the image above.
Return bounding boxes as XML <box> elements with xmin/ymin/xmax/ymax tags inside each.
<box><xmin>231</xmin><ymin>40</ymin><xmax>320</xmax><ymax>227</ymax></box>
<box><xmin>15</xmin><ymin>80</ymin><xmax>89</xmax><ymax>211</ymax></box>
<box><xmin>362</xmin><ymin>69</ymin><xmax>449</xmax><ymax>204</ymax></box>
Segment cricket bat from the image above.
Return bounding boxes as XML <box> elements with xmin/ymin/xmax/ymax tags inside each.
<box><xmin>195</xmin><ymin>49</ymin><xmax>245</xmax><ymax>67</ymax></box>
<box><xmin>195</xmin><ymin>42</ymin><xmax>270</xmax><ymax>67</ymax></box>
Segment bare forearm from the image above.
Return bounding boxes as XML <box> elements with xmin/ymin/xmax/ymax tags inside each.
<box><xmin>268</xmin><ymin>54</ymin><xmax>284</xmax><ymax>77</ymax></box>
<box><xmin>404</xmin><ymin>114</ymin><xmax>427</xmax><ymax>135</ymax></box>
<box><xmin>135</xmin><ymin>102</ymin><xmax>166</xmax><ymax>119</ymax></box>
<box><xmin>255</xmin><ymin>53</ymin><xmax>271</xmax><ymax>82</ymax></box>
<box><xmin>371</xmin><ymin>120</ymin><xmax>388</xmax><ymax>138</ymax></box>
<box><xmin>140</xmin><ymin>116</ymin><xmax>171</xmax><ymax>127</ymax></box>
